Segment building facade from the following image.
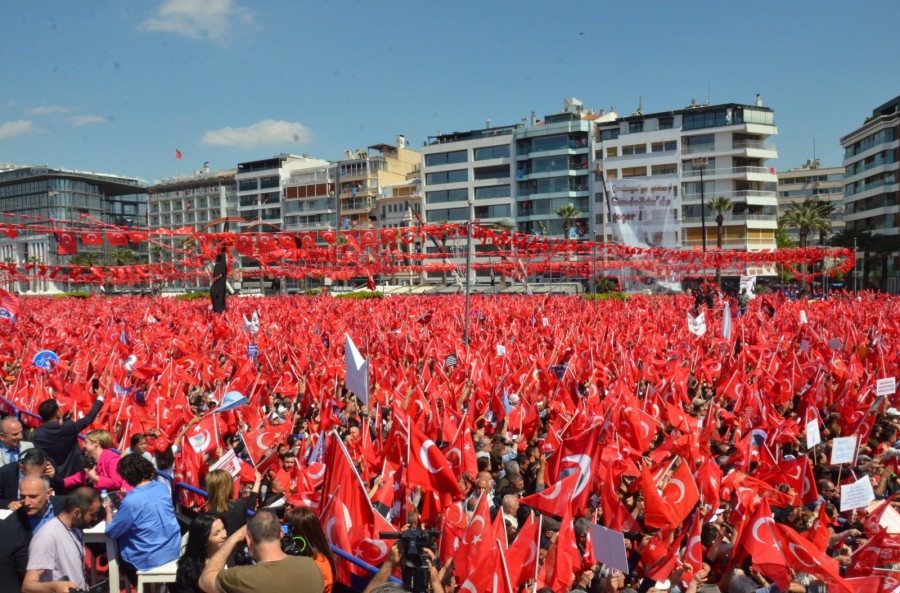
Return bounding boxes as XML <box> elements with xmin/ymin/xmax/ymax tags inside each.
<box><xmin>147</xmin><ymin>163</ymin><xmax>237</xmax><ymax>290</ymax></box>
<box><xmin>776</xmin><ymin>160</ymin><xmax>845</xmax><ymax>244</ymax></box>
<box><xmin>840</xmin><ymin>95</ymin><xmax>899</xmax><ymax>292</ymax></box>
<box><xmin>0</xmin><ymin>164</ymin><xmax>147</xmax><ymax>294</ymax></box>
<box><xmin>594</xmin><ymin>99</ymin><xmax>780</xmax><ymax>257</ymax></box>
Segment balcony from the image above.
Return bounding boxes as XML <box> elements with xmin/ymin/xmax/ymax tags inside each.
<box><xmin>682</xmin><ymin>141</ymin><xmax>776</xmax><ymax>156</ymax></box>
<box><xmin>340</xmin><ymin>198</ymin><xmax>375</xmax><ymax>213</ymax></box>
<box><xmin>683</xmin><ymin>166</ymin><xmax>776</xmax><ymax>179</ymax></box>
<box><xmin>682</xmin><ymin>189</ymin><xmax>777</xmax><ymax>202</ymax></box>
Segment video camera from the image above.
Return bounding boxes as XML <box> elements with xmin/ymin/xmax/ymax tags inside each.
<box><xmin>379</xmin><ymin>529</ymin><xmax>442</xmax><ymax>593</ymax></box>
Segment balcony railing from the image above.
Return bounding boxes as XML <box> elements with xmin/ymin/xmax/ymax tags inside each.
<box><xmin>682</xmin><ymin>141</ymin><xmax>776</xmax><ymax>155</ymax></box>
<box><xmin>340</xmin><ymin>198</ymin><xmax>375</xmax><ymax>211</ymax></box>
<box><xmin>683</xmin><ymin>166</ymin><xmax>776</xmax><ymax>178</ymax></box>
<box><xmin>682</xmin><ymin>189</ymin><xmax>777</xmax><ymax>201</ymax></box>
<box><xmin>682</xmin><ymin>213</ymin><xmax>776</xmax><ymax>223</ymax></box>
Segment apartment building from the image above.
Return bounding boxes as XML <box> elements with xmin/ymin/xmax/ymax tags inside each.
<box><xmin>776</xmin><ymin>160</ymin><xmax>845</xmax><ymax>244</ymax></box>
<box><xmin>840</xmin><ymin>95</ymin><xmax>899</xmax><ymax>291</ymax></box>
<box><xmin>594</xmin><ymin>98</ymin><xmax>780</xmax><ymax>254</ymax></box>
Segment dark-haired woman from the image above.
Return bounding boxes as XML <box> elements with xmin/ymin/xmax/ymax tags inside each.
<box><xmin>174</xmin><ymin>514</ymin><xmax>228</xmax><ymax>593</ymax></box>
<box><xmin>284</xmin><ymin>506</ymin><xmax>336</xmax><ymax>593</ymax></box>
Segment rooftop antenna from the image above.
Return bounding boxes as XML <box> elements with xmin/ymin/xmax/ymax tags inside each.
<box><xmin>813</xmin><ymin>138</ymin><xmax>816</xmax><ymax>163</ymax></box>
<box><xmin>707</xmin><ymin>85</ymin><xmax>710</xmax><ymax>105</ymax></box>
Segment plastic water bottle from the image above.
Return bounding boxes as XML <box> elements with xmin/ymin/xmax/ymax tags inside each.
<box><xmin>100</xmin><ymin>489</ymin><xmax>109</xmax><ymax>506</ymax></box>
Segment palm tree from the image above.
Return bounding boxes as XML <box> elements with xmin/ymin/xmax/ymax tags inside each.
<box><xmin>779</xmin><ymin>198</ymin><xmax>832</xmax><ymax>248</ymax></box>
<box><xmin>555</xmin><ymin>204</ymin><xmax>581</xmax><ymax>238</ymax></box>
<box><xmin>708</xmin><ymin>196</ymin><xmax>733</xmax><ymax>285</ymax></box>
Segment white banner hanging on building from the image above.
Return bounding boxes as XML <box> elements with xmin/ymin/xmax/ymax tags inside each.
<box><xmin>606</xmin><ymin>179</ymin><xmax>679</xmax><ymax>249</ymax></box>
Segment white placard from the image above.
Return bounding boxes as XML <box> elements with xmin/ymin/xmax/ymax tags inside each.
<box><xmin>866</xmin><ymin>500</ymin><xmax>900</xmax><ymax>534</ymax></box>
<box><xmin>877</xmin><ymin>377</ymin><xmax>897</xmax><ymax>397</ymax></box>
<box><xmin>589</xmin><ymin>523</ymin><xmax>629</xmax><ymax>574</ymax></box>
<box><xmin>831</xmin><ymin>435</ymin><xmax>858</xmax><ymax>465</ymax></box>
<box><xmin>841</xmin><ymin>476</ymin><xmax>876</xmax><ymax>512</ymax></box>
<box><xmin>542</xmin><ymin>317</ymin><xmax>549</xmax><ymax>327</ymax></box>
<box><xmin>806</xmin><ymin>420</ymin><xmax>821</xmax><ymax>449</ymax></box>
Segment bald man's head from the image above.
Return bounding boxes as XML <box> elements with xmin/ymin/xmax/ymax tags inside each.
<box><xmin>0</xmin><ymin>417</ymin><xmax>23</xmax><ymax>449</ymax></box>
<box><xmin>19</xmin><ymin>474</ymin><xmax>51</xmax><ymax>517</ymax></box>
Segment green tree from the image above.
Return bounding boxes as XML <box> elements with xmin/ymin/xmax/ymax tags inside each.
<box><xmin>779</xmin><ymin>198</ymin><xmax>832</xmax><ymax>248</ymax></box>
<box><xmin>109</xmin><ymin>248</ymin><xmax>137</xmax><ymax>266</ymax></box>
<box><xmin>869</xmin><ymin>234</ymin><xmax>897</xmax><ymax>292</ymax></box>
<box><xmin>555</xmin><ymin>203</ymin><xmax>581</xmax><ymax>238</ymax></box>
<box><xmin>149</xmin><ymin>244</ymin><xmax>165</xmax><ymax>263</ymax></box>
<box><xmin>708</xmin><ymin>196</ymin><xmax>734</xmax><ymax>285</ymax></box>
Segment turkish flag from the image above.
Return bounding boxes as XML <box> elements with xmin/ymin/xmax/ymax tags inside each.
<box><xmin>319</xmin><ymin>230</ymin><xmax>336</xmax><ymax>245</ymax></box>
<box><xmin>545</xmin><ymin>423</ymin><xmax>600</xmax><ymax>516</ymax></box>
<box><xmin>454</xmin><ymin>493</ymin><xmax>496</xmax><ymax>593</ymax></box>
<box><xmin>297</xmin><ymin>232</ymin><xmax>316</xmax><ymax>248</ymax></box>
<box><xmin>360</xmin><ymin>228</ymin><xmax>378</xmax><ymax>246</ymax></box>
<box><xmin>256</xmin><ymin>233</ymin><xmax>275</xmax><ymax>252</ymax></box>
<box><xmin>127</xmin><ymin>231</ymin><xmax>149</xmax><ymax>244</ymax></box>
<box><xmin>740</xmin><ymin>499</ymin><xmax>790</xmax><ymax>591</ymax></box>
<box><xmin>661</xmin><ymin>460</ymin><xmax>700</xmax><ymax>526</ymax></box>
<box><xmin>105</xmin><ymin>230</ymin><xmax>128</xmax><ymax>246</ymax></box>
<box><xmin>518</xmin><ymin>471</ymin><xmax>580</xmax><ymax>518</ymax></box>
<box><xmin>275</xmin><ymin>233</ymin><xmax>296</xmax><ymax>250</ymax></box>
<box><xmin>445</xmin><ymin>418</ymin><xmax>478</xmax><ymax>481</ymax></box>
<box><xmin>185</xmin><ymin>414</ymin><xmax>223</xmax><ymax>456</ymax></box>
<box><xmin>640</xmin><ymin>464</ymin><xmax>677</xmax><ymax>529</ymax></box>
<box><xmin>506</xmin><ymin>512</ymin><xmax>540</xmax><ymax>590</ymax></box>
<box><xmin>240</xmin><ymin>423</ymin><xmax>291</xmax><ymax>466</ymax></box>
<box><xmin>406</xmin><ymin>421</ymin><xmax>462</xmax><ymax>500</ymax></box>
<box><xmin>776</xmin><ymin>523</ymin><xmax>854</xmax><ymax>593</ymax></box>
<box><xmin>234</xmin><ymin>233</ymin><xmax>254</xmax><ymax>256</ymax></box>
<box><xmin>683</xmin><ymin>510</ymin><xmax>705</xmax><ymax>572</ymax></box>
<box><xmin>56</xmin><ymin>231</ymin><xmax>78</xmax><ymax>255</ymax></box>
<box><xmin>544</xmin><ymin>503</ymin><xmax>580</xmax><ymax>593</ymax></box>
<box><xmin>81</xmin><ymin>231</ymin><xmax>103</xmax><ymax>246</ymax></box>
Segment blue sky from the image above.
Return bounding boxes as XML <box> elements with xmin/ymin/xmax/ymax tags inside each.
<box><xmin>1</xmin><ymin>0</ymin><xmax>897</xmax><ymax>184</ymax></box>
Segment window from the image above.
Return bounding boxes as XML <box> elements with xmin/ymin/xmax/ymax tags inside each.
<box><xmin>651</xmin><ymin>141</ymin><xmax>677</xmax><ymax>153</ymax></box>
<box><xmin>260</xmin><ymin>176</ymin><xmax>280</xmax><ymax>189</ymax></box>
<box><xmin>473</xmin><ymin>204</ymin><xmax>511</xmax><ymax>219</ymax></box>
<box><xmin>658</xmin><ymin>117</ymin><xmax>674</xmax><ymax>130</ymax></box>
<box><xmin>621</xmin><ymin>166</ymin><xmax>647</xmax><ymax>178</ymax></box>
<box><xmin>474</xmin><ymin>185</ymin><xmax>510</xmax><ymax>200</ymax></box>
<box><xmin>238</xmin><ymin>180</ymin><xmax>257</xmax><ymax>192</ymax></box>
<box><xmin>651</xmin><ymin>164</ymin><xmax>678</xmax><ymax>175</ymax></box>
<box><xmin>474</xmin><ymin>145</ymin><xmax>510</xmax><ymax>160</ymax></box>
<box><xmin>473</xmin><ymin>165</ymin><xmax>510</xmax><ymax>181</ymax></box>
<box><xmin>425</xmin><ymin>150</ymin><xmax>467</xmax><ymax>166</ymax></box>
<box><xmin>622</xmin><ymin>144</ymin><xmax>647</xmax><ymax>156</ymax></box>
<box><xmin>425</xmin><ymin>169</ymin><xmax>468</xmax><ymax>185</ymax></box>
<box><xmin>628</xmin><ymin>121</ymin><xmax>644</xmax><ymax>133</ymax></box>
<box><xmin>426</xmin><ymin>188</ymin><xmax>468</xmax><ymax>203</ymax></box>
<box><xmin>606</xmin><ymin>147</ymin><xmax>618</xmax><ymax>158</ymax></box>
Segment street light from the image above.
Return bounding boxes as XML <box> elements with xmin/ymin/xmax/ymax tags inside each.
<box><xmin>692</xmin><ymin>158</ymin><xmax>708</xmax><ymax>253</ymax></box>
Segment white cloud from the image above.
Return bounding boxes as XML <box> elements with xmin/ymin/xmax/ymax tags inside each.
<box><xmin>0</xmin><ymin>120</ymin><xmax>36</xmax><ymax>139</ymax></box>
<box><xmin>201</xmin><ymin>119</ymin><xmax>313</xmax><ymax>148</ymax></box>
<box><xmin>138</xmin><ymin>0</ymin><xmax>254</xmax><ymax>45</ymax></box>
<box><xmin>70</xmin><ymin>114</ymin><xmax>109</xmax><ymax>127</ymax></box>
<box><xmin>24</xmin><ymin>105</ymin><xmax>70</xmax><ymax>116</ymax></box>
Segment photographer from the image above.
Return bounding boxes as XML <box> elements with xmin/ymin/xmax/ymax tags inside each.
<box><xmin>199</xmin><ymin>510</ymin><xmax>324</xmax><ymax>593</ymax></box>
<box><xmin>363</xmin><ymin>539</ymin><xmax>446</xmax><ymax>593</ymax></box>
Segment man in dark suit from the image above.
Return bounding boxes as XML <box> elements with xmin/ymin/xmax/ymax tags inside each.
<box><xmin>0</xmin><ymin>448</ymin><xmax>65</xmax><ymax>510</ymax></box>
<box><xmin>32</xmin><ymin>392</ymin><xmax>103</xmax><ymax>481</ymax></box>
<box><xmin>0</xmin><ymin>473</ymin><xmax>65</xmax><ymax>591</ymax></box>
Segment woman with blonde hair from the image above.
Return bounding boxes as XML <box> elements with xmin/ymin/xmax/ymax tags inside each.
<box><xmin>64</xmin><ymin>428</ymin><xmax>127</xmax><ymax>492</ymax></box>
<box><xmin>205</xmin><ymin>468</ymin><xmax>261</xmax><ymax>535</ymax></box>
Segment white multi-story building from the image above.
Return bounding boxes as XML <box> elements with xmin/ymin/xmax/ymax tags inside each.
<box><xmin>841</xmin><ymin>95</ymin><xmax>899</xmax><ymax>291</ymax></box>
<box><xmin>594</xmin><ymin>98</ymin><xmax>779</xmax><ymax>256</ymax></box>
<box><xmin>776</xmin><ymin>160</ymin><xmax>845</xmax><ymax>244</ymax></box>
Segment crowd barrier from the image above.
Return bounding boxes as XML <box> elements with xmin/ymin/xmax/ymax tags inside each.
<box><xmin>0</xmin><ymin>394</ymin><xmax>398</xmax><ymax>591</ymax></box>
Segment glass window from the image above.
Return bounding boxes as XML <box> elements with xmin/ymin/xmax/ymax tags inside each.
<box><xmin>651</xmin><ymin>141</ymin><xmax>677</xmax><ymax>153</ymax></box>
<box><xmin>474</xmin><ymin>145</ymin><xmax>510</xmax><ymax>160</ymax></box>
<box><xmin>238</xmin><ymin>180</ymin><xmax>257</xmax><ymax>192</ymax></box>
<box><xmin>622</xmin><ymin>144</ymin><xmax>647</xmax><ymax>156</ymax></box>
<box><xmin>425</xmin><ymin>150</ymin><xmax>467</xmax><ymax>166</ymax></box>
<box><xmin>658</xmin><ymin>117</ymin><xmax>674</xmax><ymax>130</ymax></box>
<box><xmin>425</xmin><ymin>170</ymin><xmax>468</xmax><ymax>185</ymax></box>
<box><xmin>260</xmin><ymin>176</ymin><xmax>280</xmax><ymax>189</ymax></box>
<box><xmin>473</xmin><ymin>165</ymin><xmax>510</xmax><ymax>181</ymax></box>
<box><xmin>600</xmin><ymin>129</ymin><xmax>619</xmax><ymax>141</ymax></box>
<box><xmin>621</xmin><ymin>166</ymin><xmax>647</xmax><ymax>178</ymax></box>
<box><xmin>628</xmin><ymin>121</ymin><xmax>644</xmax><ymax>133</ymax></box>
<box><xmin>474</xmin><ymin>185</ymin><xmax>510</xmax><ymax>200</ymax></box>
<box><xmin>606</xmin><ymin>147</ymin><xmax>618</xmax><ymax>158</ymax></box>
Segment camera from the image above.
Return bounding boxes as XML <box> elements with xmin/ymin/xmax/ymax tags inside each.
<box><xmin>380</xmin><ymin>529</ymin><xmax>442</xmax><ymax>593</ymax></box>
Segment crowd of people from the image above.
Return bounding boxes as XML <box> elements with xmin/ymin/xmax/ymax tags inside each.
<box><xmin>0</xmin><ymin>291</ymin><xmax>896</xmax><ymax>593</ymax></box>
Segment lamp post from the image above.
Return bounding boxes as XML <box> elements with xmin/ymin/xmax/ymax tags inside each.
<box><xmin>692</xmin><ymin>158</ymin><xmax>708</xmax><ymax>253</ymax></box>
<box><xmin>463</xmin><ymin>194</ymin><xmax>474</xmax><ymax>345</ymax></box>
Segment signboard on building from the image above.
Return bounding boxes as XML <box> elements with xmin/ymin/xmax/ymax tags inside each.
<box><xmin>606</xmin><ymin>180</ymin><xmax>678</xmax><ymax>249</ymax></box>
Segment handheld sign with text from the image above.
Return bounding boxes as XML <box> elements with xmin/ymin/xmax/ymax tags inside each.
<box><xmin>830</xmin><ymin>435</ymin><xmax>858</xmax><ymax>465</ymax></box>
<box><xmin>841</xmin><ymin>476</ymin><xmax>876</xmax><ymax>512</ymax></box>
<box><xmin>877</xmin><ymin>377</ymin><xmax>897</xmax><ymax>397</ymax></box>
<box><xmin>247</xmin><ymin>344</ymin><xmax>258</xmax><ymax>360</ymax></box>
